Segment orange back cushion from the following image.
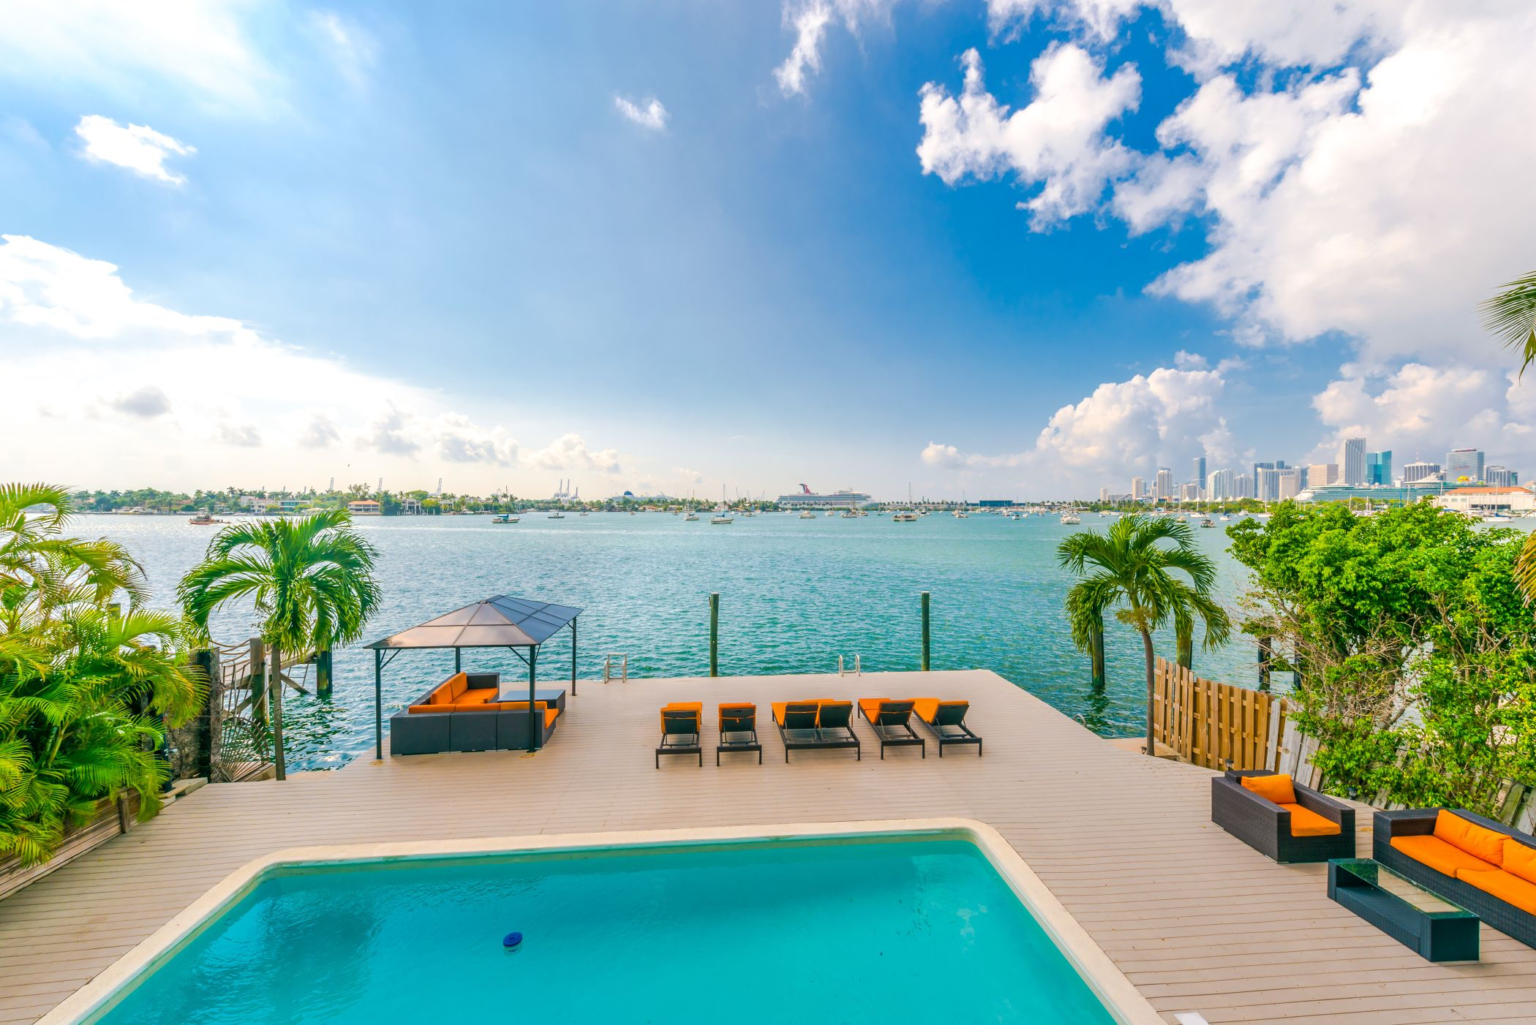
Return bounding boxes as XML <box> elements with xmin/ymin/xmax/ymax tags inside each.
<box><xmin>446</xmin><ymin>673</ymin><xmax>469</xmax><ymax>699</ymax></box>
<box><xmin>1434</xmin><ymin>811</ymin><xmax>1506</xmax><ymax>865</ymax></box>
<box><xmin>1503</xmin><ymin>838</ymin><xmax>1536</xmax><ymax>885</ymax></box>
<box><xmin>1239</xmin><ymin>773</ymin><xmax>1296</xmax><ymax>805</ymax></box>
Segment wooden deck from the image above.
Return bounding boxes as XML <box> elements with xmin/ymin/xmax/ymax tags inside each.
<box><xmin>2</xmin><ymin>669</ymin><xmax>1533</xmax><ymax>1023</ymax></box>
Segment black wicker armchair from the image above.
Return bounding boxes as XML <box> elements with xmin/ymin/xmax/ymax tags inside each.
<box><xmin>1374</xmin><ymin>809</ymin><xmax>1536</xmax><ymax>948</ymax></box>
<box><xmin>1211</xmin><ymin>769</ymin><xmax>1356</xmax><ymax>863</ymax></box>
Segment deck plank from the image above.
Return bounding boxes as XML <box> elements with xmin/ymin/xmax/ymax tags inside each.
<box><xmin>0</xmin><ymin>668</ymin><xmax>1529</xmax><ymax>1024</ymax></box>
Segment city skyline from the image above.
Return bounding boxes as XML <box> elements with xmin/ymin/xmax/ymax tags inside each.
<box><xmin>4</xmin><ymin>4</ymin><xmax>1536</xmax><ymax>499</ymax></box>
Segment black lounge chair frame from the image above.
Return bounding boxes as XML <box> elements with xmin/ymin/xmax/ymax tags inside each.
<box><xmin>656</xmin><ymin>709</ymin><xmax>702</xmax><ymax>768</ymax></box>
<box><xmin>1374</xmin><ymin>808</ymin><xmax>1536</xmax><ymax>948</ymax></box>
<box><xmin>717</xmin><ymin>706</ymin><xmax>762</xmax><ymax>765</ymax></box>
<box><xmin>778</xmin><ymin>703</ymin><xmax>860</xmax><ymax>763</ymax></box>
<box><xmin>862</xmin><ymin>701</ymin><xmax>925</xmax><ymax>759</ymax></box>
<box><xmin>1211</xmin><ymin>769</ymin><xmax>1355</xmax><ymax>863</ymax></box>
<box><xmin>917</xmin><ymin>702</ymin><xmax>982</xmax><ymax>757</ymax></box>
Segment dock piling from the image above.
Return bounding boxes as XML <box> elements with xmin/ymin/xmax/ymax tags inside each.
<box><xmin>709</xmin><ymin>593</ymin><xmax>719</xmax><ymax>677</ymax></box>
<box><xmin>921</xmin><ymin>591</ymin><xmax>931</xmax><ymax>671</ymax></box>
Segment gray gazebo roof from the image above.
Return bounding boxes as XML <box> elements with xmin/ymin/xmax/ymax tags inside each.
<box><xmin>366</xmin><ymin>596</ymin><xmax>583</xmax><ymax>650</ymax></box>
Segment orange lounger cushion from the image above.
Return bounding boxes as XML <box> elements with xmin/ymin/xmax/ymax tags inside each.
<box><xmin>718</xmin><ymin>703</ymin><xmax>755</xmax><ymax>727</ymax></box>
<box><xmin>1435</xmin><ymin>810</ymin><xmax>1507</xmax><ymax>865</ymax></box>
<box><xmin>1390</xmin><ymin>834</ymin><xmax>1498</xmax><ymax>877</ymax></box>
<box><xmin>911</xmin><ymin>699</ymin><xmax>942</xmax><ymax>722</ymax></box>
<box><xmin>1504</xmin><ymin>838</ymin><xmax>1536</xmax><ymax>886</ymax></box>
<box><xmin>544</xmin><ymin>708</ymin><xmax>559</xmax><ymax>728</ymax></box>
<box><xmin>660</xmin><ymin>702</ymin><xmax>702</xmax><ymax>729</ymax></box>
<box><xmin>1456</xmin><ymin>867</ymin><xmax>1536</xmax><ymax>915</ymax></box>
<box><xmin>1277</xmin><ymin>803</ymin><xmax>1340</xmax><ymax>837</ymax></box>
<box><xmin>1239</xmin><ymin>773</ymin><xmax>1297</xmax><ymax>805</ymax></box>
<box><xmin>859</xmin><ymin>698</ymin><xmax>904</xmax><ymax>722</ymax></box>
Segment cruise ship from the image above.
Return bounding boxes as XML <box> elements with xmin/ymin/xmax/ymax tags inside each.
<box><xmin>777</xmin><ymin>484</ymin><xmax>873</xmax><ymax>509</ymax></box>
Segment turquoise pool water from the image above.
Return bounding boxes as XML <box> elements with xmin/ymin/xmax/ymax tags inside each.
<box><xmin>94</xmin><ymin>836</ymin><xmax>1116</xmax><ymax>1024</ymax></box>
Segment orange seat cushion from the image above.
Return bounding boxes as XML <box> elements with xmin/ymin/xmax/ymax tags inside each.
<box><xmin>408</xmin><ymin>703</ymin><xmax>446</xmax><ymax>714</ymax></box>
<box><xmin>455</xmin><ymin>689</ymin><xmax>496</xmax><ymax>706</ymax></box>
<box><xmin>1435</xmin><ymin>811</ymin><xmax>1507</xmax><ymax>865</ymax></box>
<box><xmin>429</xmin><ymin>684</ymin><xmax>455</xmax><ymax>705</ymax></box>
<box><xmin>1390</xmin><ymin>834</ymin><xmax>1498</xmax><ymax>877</ymax></box>
<box><xmin>1277</xmin><ymin>803</ymin><xmax>1340</xmax><ymax>837</ymax></box>
<box><xmin>1504</xmin><ymin>838</ymin><xmax>1536</xmax><ymax>886</ymax></box>
<box><xmin>544</xmin><ymin>708</ymin><xmax>558</xmax><ymax>728</ymax></box>
<box><xmin>1239</xmin><ymin>774</ymin><xmax>1297</xmax><ymax>805</ymax></box>
<box><xmin>1456</xmin><ymin>867</ymin><xmax>1536</xmax><ymax>914</ymax></box>
<box><xmin>858</xmin><ymin>698</ymin><xmax>890</xmax><ymax>722</ymax></box>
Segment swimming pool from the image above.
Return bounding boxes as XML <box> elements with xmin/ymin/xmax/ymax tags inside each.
<box><xmin>57</xmin><ymin>823</ymin><xmax>1156</xmax><ymax>1024</ymax></box>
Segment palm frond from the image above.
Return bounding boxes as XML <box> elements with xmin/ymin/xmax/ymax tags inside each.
<box><xmin>1482</xmin><ymin>271</ymin><xmax>1536</xmax><ymax>376</ymax></box>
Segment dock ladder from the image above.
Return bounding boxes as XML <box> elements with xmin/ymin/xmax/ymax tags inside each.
<box><xmin>602</xmin><ymin>653</ymin><xmax>629</xmax><ymax>684</ymax></box>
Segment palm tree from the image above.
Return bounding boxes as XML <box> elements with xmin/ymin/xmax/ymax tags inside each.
<box><xmin>1483</xmin><ymin>271</ymin><xmax>1536</xmax><ymax>377</ymax></box>
<box><xmin>1058</xmin><ymin>515</ymin><xmax>1231</xmax><ymax>757</ymax></box>
<box><xmin>1</xmin><ymin>484</ymin><xmax>202</xmax><ymax>866</ymax></box>
<box><xmin>177</xmin><ymin>511</ymin><xmax>380</xmax><ymax>780</ymax></box>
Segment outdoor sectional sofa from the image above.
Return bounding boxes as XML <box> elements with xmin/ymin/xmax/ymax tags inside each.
<box><xmin>389</xmin><ymin>671</ymin><xmax>560</xmax><ymax>755</ymax></box>
<box><xmin>1211</xmin><ymin>769</ymin><xmax>1356</xmax><ymax>863</ymax></box>
<box><xmin>1375</xmin><ymin>808</ymin><xmax>1536</xmax><ymax>948</ymax></box>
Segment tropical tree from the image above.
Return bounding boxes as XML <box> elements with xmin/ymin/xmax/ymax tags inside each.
<box><xmin>1485</xmin><ymin>271</ymin><xmax>1536</xmax><ymax>600</ymax></box>
<box><xmin>177</xmin><ymin>511</ymin><xmax>380</xmax><ymax>780</ymax></box>
<box><xmin>1</xmin><ymin>484</ymin><xmax>202</xmax><ymax>866</ymax></box>
<box><xmin>1058</xmin><ymin>515</ymin><xmax>1231</xmax><ymax>757</ymax></box>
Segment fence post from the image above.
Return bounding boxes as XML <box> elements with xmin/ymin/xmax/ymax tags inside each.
<box><xmin>709</xmin><ymin>593</ymin><xmax>719</xmax><ymax>677</ymax></box>
<box><xmin>191</xmin><ymin>649</ymin><xmax>217</xmax><ymax>780</ymax></box>
<box><xmin>249</xmin><ymin>637</ymin><xmax>268</xmax><ymax>724</ymax></box>
<box><xmin>921</xmin><ymin>591</ymin><xmax>931</xmax><ymax>671</ymax></box>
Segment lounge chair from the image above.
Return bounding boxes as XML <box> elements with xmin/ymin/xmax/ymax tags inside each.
<box><xmin>1211</xmin><ymin>770</ymin><xmax>1354</xmax><ymax>863</ymax></box>
<box><xmin>857</xmin><ymin>699</ymin><xmax>925</xmax><ymax>759</ymax></box>
<box><xmin>913</xmin><ymin>699</ymin><xmax>982</xmax><ymax>757</ymax></box>
<box><xmin>772</xmin><ymin>700</ymin><xmax>860</xmax><ymax>763</ymax></box>
<box><xmin>716</xmin><ymin>703</ymin><xmax>762</xmax><ymax>765</ymax></box>
<box><xmin>655</xmin><ymin>702</ymin><xmax>702</xmax><ymax>768</ymax></box>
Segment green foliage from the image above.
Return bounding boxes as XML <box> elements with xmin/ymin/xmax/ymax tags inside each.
<box><xmin>1227</xmin><ymin>501</ymin><xmax>1536</xmax><ymax>814</ymax></box>
<box><xmin>1058</xmin><ymin>514</ymin><xmax>1231</xmax><ymax>754</ymax></box>
<box><xmin>0</xmin><ymin>484</ymin><xmax>204</xmax><ymax>866</ymax></box>
<box><xmin>1483</xmin><ymin>270</ymin><xmax>1536</xmax><ymax>377</ymax></box>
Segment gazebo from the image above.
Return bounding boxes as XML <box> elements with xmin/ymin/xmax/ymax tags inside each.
<box><xmin>367</xmin><ymin>595</ymin><xmax>582</xmax><ymax>758</ymax></box>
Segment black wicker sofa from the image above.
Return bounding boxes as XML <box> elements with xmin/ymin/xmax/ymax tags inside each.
<box><xmin>388</xmin><ymin>671</ymin><xmax>560</xmax><ymax>755</ymax></box>
<box><xmin>1374</xmin><ymin>808</ymin><xmax>1536</xmax><ymax>948</ymax></box>
<box><xmin>1211</xmin><ymin>769</ymin><xmax>1356</xmax><ymax>863</ymax></box>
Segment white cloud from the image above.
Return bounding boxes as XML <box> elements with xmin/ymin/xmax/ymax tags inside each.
<box><xmin>916</xmin><ymin>45</ymin><xmax>1141</xmax><ymax>229</ymax></box>
<box><xmin>73</xmin><ymin>115</ymin><xmax>195</xmax><ymax>185</ymax></box>
<box><xmin>0</xmin><ymin>1</ymin><xmax>273</xmax><ymax>112</ymax></box>
<box><xmin>614</xmin><ymin>95</ymin><xmax>669</xmax><ymax>131</ymax></box>
<box><xmin>108</xmin><ymin>385</ymin><xmax>171</xmax><ymax>418</ymax></box>
<box><xmin>674</xmin><ymin>466</ymin><xmax>705</xmax><ymax>484</ymax></box>
<box><xmin>1310</xmin><ymin>362</ymin><xmax>1521</xmax><ymax>465</ymax></box>
<box><xmin>951</xmin><ymin>3</ymin><xmax>1536</xmax><ymax>368</ymax></box>
<box><xmin>0</xmin><ymin>235</ymin><xmax>627</xmax><ymax>489</ymax></box>
<box><xmin>307</xmin><ymin>11</ymin><xmax>377</xmax><ymax>91</ymax></box>
<box><xmin>774</xmin><ymin>0</ymin><xmax>896</xmax><ymax>97</ymax></box>
<box><xmin>922</xmin><ymin>361</ymin><xmax>1232</xmax><ymax>493</ymax></box>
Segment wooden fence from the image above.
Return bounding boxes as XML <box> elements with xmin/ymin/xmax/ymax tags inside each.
<box><xmin>1150</xmin><ymin>658</ymin><xmax>1324</xmax><ymax>787</ymax></box>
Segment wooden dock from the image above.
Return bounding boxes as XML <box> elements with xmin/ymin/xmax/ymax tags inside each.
<box><xmin>2</xmin><ymin>669</ymin><xmax>1533</xmax><ymax>1023</ymax></box>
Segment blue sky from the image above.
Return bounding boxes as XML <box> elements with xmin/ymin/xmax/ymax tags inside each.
<box><xmin>2</xmin><ymin>1</ymin><xmax>1533</xmax><ymax>499</ymax></box>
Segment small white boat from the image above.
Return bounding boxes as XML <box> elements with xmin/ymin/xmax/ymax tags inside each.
<box><xmin>841</xmin><ymin>510</ymin><xmax>858</xmax><ymax>518</ymax></box>
<box><xmin>548</xmin><ymin>512</ymin><xmax>564</xmax><ymax>519</ymax></box>
<box><xmin>1199</xmin><ymin>518</ymin><xmax>1215</xmax><ymax>528</ymax></box>
<box><xmin>799</xmin><ymin>510</ymin><xmax>816</xmax><ymax>519</ymax></box>
<box><xmin>1059</xmin><ymin>512</ymin><xmax>1081</xmax><ymax>525</ymax></box>
<box><xmin>953</xmin><ymin>510</ymin><xmax>968</xmax><ymax>518</ymax></box>
<box><xmin>492</xmin><ymin>514</ymin><xmax>519</xmax><ymax>524</ymax></box>
<box><xmin>684</xmin><ymin>512</ymin><xmax>699</xmax><ymax>521</ymax></box>
<box><xmin>710</xmin><ymin>514</ymin><xmax>734</xmax><ymax>524</ymax></box>
<box><xmin>893</xmin><ymin>512</ymin><xmax>917</xmax><ymax>522</ymax></box>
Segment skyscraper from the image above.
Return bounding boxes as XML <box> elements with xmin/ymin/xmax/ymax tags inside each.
<box><xmin>1207</xmin><ymin>469</ymin><xmax>1234</xmax><ymax>500</ymax></box>
<box><xmin>1403</xmin><ymin>460</ymin><xmax>1441</xmax><ymax>483</ymax></box>
<box><xmin>1192</xmin><ymin>456</ymin><xmax>1206</xmax><ymax>487</ymax></box>
<box><xmin>1341</xmin><ymin>437</ymin><xmax>1366</xmax><ymax>485</ymax></box>
<box><xmin>1486</xmin><ymin>465</ymin><xmax>1518</xmax><ymax>487</ymax></box>
<box><xmin>1233</xmin><ymin>472</ymin><xmax>1253</xmax><ymax>499</ymax></box>
<box><xmin>1155</xmin><ymin>467</ymin><xmax>1174</xmax><ymax>500</ymax></box>
<box><xmin>1257</xmin><ymin>467</ymin><xmax>1280</xmax><ymax>502</ymax></box>
<box><xmin>1253</xmin><ymin>460</ymin><xmax>1275</xmax><ymax>480</ymax></box>
<box><xmin>1446</xmin><ymin>448</ymin><xmax>1485</xmax><ymax>483</ymax></box>
<box><xmin>1366</xmin><ymin>450</ymin><xmax>1392</xmax><ymax>485</ymax></box>
<box><xmin>1277</xmin><ymin>470</ymin><xmax>1301</xmax><ymax>500</ymax></box>
<box><xmin>1307</xmin><ymin>463</ymin><xmax>1340</xmax><ymax>487</ymax></box>
<box><xmin>1131</xmin><ymin>476</ymin><xmax>1147</xmax><ymax>500</ymax></box>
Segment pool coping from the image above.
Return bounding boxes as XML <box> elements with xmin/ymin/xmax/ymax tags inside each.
<box><xmin>42</xmin><ymin>817</ymin><xmax>1163</xmax><ymax>1025</ymax></box>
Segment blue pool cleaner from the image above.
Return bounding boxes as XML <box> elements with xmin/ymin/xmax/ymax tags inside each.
<box><xmin>502</xmin><ymin>931</ymin><xmax>523</xmax><ymax>951</ymax></box>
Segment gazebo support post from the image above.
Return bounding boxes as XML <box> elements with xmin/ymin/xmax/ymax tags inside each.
<box><xmin>570</xmin><ymin>617</ymin><xmax>577</xmax><ymax>696</ymax></box>
<box><xmin>455</xmin><ymin>648</ymin><xmax>461</xmax><ymax>674</ymax></box>
<box><xmin>374</xmin><ymin>648</ymin><xmax>383</xmax><ymax>761</ymax></box>
<box><xmin>527</xmin><ymin>647</ymin><xmax>539</xmax><ymax>752</ymax></box>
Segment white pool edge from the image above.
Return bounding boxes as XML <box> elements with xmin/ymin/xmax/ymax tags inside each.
<box><xmin>42</xmin><ymin>817</ymin><xmax>1163</xmax><ymax>1025</ymax></box>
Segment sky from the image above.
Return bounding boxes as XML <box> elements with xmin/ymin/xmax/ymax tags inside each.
<box><xmin>3</xmin><ymin>0</ymin><xmax>1535</xmax><ymax>501</ymax></box>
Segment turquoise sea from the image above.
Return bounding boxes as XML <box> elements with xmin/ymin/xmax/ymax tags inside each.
<box><xmin>76</xmin><ymin>511</ymin><xmax>1270</xmax><ymax>769</ymax></box>
<box><xmin>97</xmin><ymin>836</ymin><xmax>1117</xmax><ymax>1025</ymax></box>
